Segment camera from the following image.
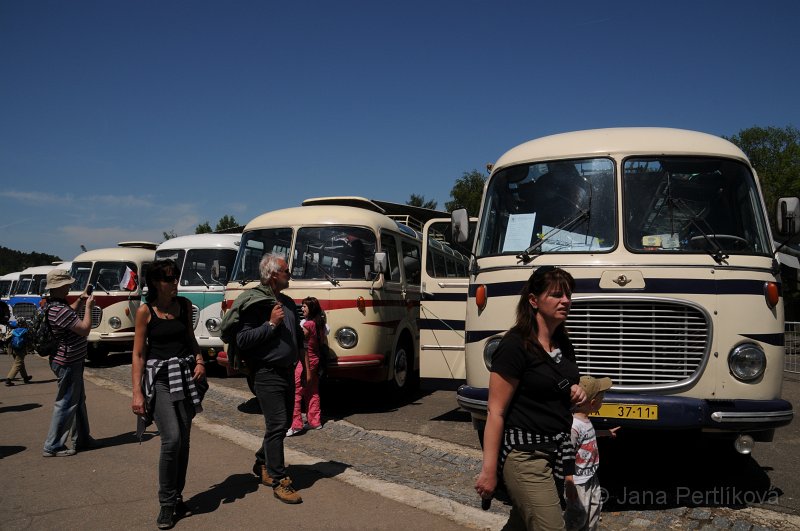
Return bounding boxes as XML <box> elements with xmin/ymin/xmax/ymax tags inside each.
<box><xmin>86</xmin><ymin>284</ymin><xmax>94</xmax><ymax>295</ymax></box>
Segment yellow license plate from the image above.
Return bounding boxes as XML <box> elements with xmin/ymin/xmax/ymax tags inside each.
<box><xmin>590</xmin><ymin>403</ymin><xmax>658</xmax><ymax>420</ymax></box>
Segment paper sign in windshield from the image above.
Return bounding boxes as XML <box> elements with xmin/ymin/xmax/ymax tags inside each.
<box><xmin>502</xmin><ymin>213</ymin><xmax>537</xmax><ymax>252</ymax></box>
<box><xmin>540</xmin><ymin>225</ymin><xmax>601</xmax><ymax>252</ymax></box>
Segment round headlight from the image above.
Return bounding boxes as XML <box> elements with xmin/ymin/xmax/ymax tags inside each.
<box><xmin>336</xmin><ymin>327</ymin><xmax>358</xmax><ymax>349</ymax></box>
<box><xmin>108</xmin><ymin>316</ymin><xmax>122</xmax><ymax>330</ymax></box>
<box><xmin>483</xmin><ymin>337</ymin><xmax>503</xmax><ymax>370</ymax></box>
<box><xmin>728</xmin><ymin>343</ymin><xmax>766</xmax><ymax>381</ymax></box>
<box><xmin>205</xmin><ymin>317</ymin><xmax>220</xmax><ymax>332</ymax></box>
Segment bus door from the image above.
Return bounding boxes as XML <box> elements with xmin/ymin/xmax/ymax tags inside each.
<box><xmin>419</xmin><ymin>218</ymin><xmax>473</xmax><ymax>380</ymax></box>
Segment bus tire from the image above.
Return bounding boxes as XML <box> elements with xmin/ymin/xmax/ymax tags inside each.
<box><xmin>389</xmin><ymin>339</ymin><xmax>418</xmax><ymax>395</ymax></box>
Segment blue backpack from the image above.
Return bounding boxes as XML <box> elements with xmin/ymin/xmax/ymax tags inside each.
<box><xmin>10</xmin><ymin>327</ymin><xmax>28</xmax><ymax>351</ymax></box>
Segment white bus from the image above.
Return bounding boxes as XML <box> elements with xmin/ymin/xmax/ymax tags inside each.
<box><xmin>67</xmin><ymin>242</ymin><xmax>156</xmax><ymax>363</ymax></box>
<box><xmin>454</xmin><ymin>127</ymin><xmax>795</xmax><ymax>452</ymax></box>
<box><xmin>222</xmin><ymin>197</ymin><xmax>448</xmax><ymax>393</ymax></box>
<box><xmin>0</xmin><ymin>272</ymin><xmax>21</xmax><ymax>304</ymax></box>
<box><xmin>155</xmin><ymin>233</ymin><xmax>241</xmax><ymax>363</ymax></box>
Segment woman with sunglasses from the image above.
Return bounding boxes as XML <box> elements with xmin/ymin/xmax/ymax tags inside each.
<box><xmin>475</xmin><ymin>266</ymin><xmax>587</xmax><ymax>530</ymax></box>
<box><xmin>132</xmin><ymin>259</ymin><xmax>206</xmax><ymax>530</ymax></box>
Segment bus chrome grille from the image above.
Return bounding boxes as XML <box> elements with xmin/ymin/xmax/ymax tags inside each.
<box><xmin>78</xmin><ymin>306</ymin><xmax>103</xmax><ymax>328</ymax></box>
<box><xmin>192</xmin><ymin>305</ymin><xmax>199</xmax><ymax>329</ymax></box>
<box><xmin>13</xmin><ymin>303</ymin><xmax>36</xmax><ymax>320</ymax></box>
<box><xmin>567</xmin><ymin>300</ymin><xmax>709</xmax><ymax>387</ymax></box>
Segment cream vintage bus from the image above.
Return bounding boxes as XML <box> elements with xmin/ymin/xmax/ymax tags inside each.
<box><xmin>222</xmin><ymin>197</ymin><xmax>449</xmax><ymax>394</ymax></box>
<box><xmin>155</xmin><ymin>233</ymin><xmax>241</xmax><ymax>363</ymax></box>
<box><xmin>454</xmin><ymin>127</ymin><xmax>795</xmax><ymax>452</ymax></box>
<box><xmin>67</xmin><ymin>242</ymin><xmax>156</xmax><ymax>363</ymax></box>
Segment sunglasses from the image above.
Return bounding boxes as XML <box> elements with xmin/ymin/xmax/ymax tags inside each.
<box><xmin>161</xmin><ymin>275</ymin><xmax>178</xmax><ymax>283</ymax></box>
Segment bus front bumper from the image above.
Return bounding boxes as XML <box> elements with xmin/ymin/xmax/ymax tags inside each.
<box><xmin>456</xmin><ymin>385</ymin><xmax>794</xmax><ymax>433</ymax></box>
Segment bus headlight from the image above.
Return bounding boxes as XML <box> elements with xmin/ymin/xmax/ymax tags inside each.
<box><xmin>483</xmin><ymin>337</ymin><xmax>502</xmax><ymax>370</ymax></box>
<box><xmin>108</xmin><ymin>316</ymin><xmax>122</xmax><ymax>330</ymax></box>
<box><xmin>728</xmin><ymin>343</ymin><xmax>766</xmax><ymax>381</ymax></box>
<box><xmin>205</xmin><ymin>317</ymin><xmax>221</xmax><ymax>332</ymax></box>
<box><xmin>336</xmin><ymin>327</ymin><xmax>358</xmax><ymax>349</ymax></box>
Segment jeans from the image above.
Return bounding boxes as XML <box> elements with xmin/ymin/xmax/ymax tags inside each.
<box><xmin>253</xmin><ymin>365</ymin><xmax>295</xmax><ymax>480</ymax></box>
<box><xmin>43</xmin><ymin>360</ymin><xmax>91</xmax><ymax>453</ymax></box>
<box><xmin>151</xmin><ymin>375</ymin><xmax>194</xmax><ymax>506</ymax></box>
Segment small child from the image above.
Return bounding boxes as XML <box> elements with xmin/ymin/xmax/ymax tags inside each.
<box><xmin>564</xmin><ymin>375</ymin><xmax>615</xmax><ymax>531</ymax></box>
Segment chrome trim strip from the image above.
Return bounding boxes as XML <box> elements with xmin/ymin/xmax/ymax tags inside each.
<box><xmin>710</xmin><ymin>411</ymin><xmax>794</xmax><ymax>423</ymax></box>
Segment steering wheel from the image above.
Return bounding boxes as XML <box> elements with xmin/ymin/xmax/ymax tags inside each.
<box><xmin>689</xmin><ymin>234</ymin><xmax>749</xmax><ymax>250</ymax></box>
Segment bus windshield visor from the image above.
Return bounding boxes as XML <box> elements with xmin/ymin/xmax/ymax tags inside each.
<box><xmin>293</xmin><ymin>226</ymin><xmax>377</xmax><ymax>280</ymax></box>
<box><xmin>477</xmin><ymin>158</ymin><xmax>616</xmax><ymax>256</ymax></box>
<box><xmin>231</xmin><ymin>228</ymin><xmax>293</xmax><ymax>283</ymax></box>
<box><xmin>623</xmin><ymin>157</ymin><xmax>771</xmax><ymax>255</ymax></box>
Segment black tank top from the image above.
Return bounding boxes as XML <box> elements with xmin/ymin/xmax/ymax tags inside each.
<box><xmin>146</xmin><ymin>297</ymin><xmax>191</xmax><ymax>361</ymax></box>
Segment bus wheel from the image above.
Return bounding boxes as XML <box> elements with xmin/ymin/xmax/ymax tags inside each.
<box><xmin>390</xmin><ymin>341</ymin><xmax>418</xmax><ymax>394</ymax></box>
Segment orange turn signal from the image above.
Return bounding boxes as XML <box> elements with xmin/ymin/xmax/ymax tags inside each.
<box><xmin>475</xmin><ymin>284</ymin><xmax>487</xmax><ymax>311</ymax></box>
<box><xmin>764</xmin><ymin>282</ymin><xmax>780</xmax><ymax>308</ymax></box>
<box><xmin>357</xmin><ymin>296</ymin><xmax>366</xmax><ymax>312</ymax></box>
<box><xmin>125</xmin><ymin>308</ymin><xmax>130</xmax><ymax>317</ymax></box>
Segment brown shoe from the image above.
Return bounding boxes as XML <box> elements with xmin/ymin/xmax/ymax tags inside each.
<box><xmin>252</xmin><ymin>463</ymin><xmax>273</xmax><ymax>487</ymax></box>
<box><xmin>273</xmin><ymin>476</ymin><xmax>302</xmax><ymax>504</ymax></box>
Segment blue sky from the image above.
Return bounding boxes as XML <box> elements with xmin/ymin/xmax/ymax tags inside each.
<box><xmin>2</xmin><ymin>1</ymin><xmax>799</xmax><ymax>261</ymax></box>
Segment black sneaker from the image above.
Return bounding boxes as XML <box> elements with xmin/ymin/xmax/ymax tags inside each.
<box><xmin>156</xmin><ymin>505</ymin><xmax>175</xmax><ymax>530</ymax></box>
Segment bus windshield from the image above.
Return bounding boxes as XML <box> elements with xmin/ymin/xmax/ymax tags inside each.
<box><xmin>292</xmin><ymin>226</ymin><xmax>377</xmax><ymax>280</ymax></box>
<box><xmin>232</xmin><ymin>228</ymin><xmax>293</xmax><ymax>283</ymax></box>
<box><xmin>70</xmin><ymin>262</ymin><xmax>93</xmax><ymax>291</ymax></box>
<box><xmin>181</xmin><ymin>248</ymin><xmax>238</xmax><ymax>286</ymax></box>
<box><xmin>477</xmin><ymin>158</ymin><xmax>616</xmax><ymax>256</ymax></box>
<box><xmin>91</xmin><ymin>262</ymin><xmax>138</xmax><ymax>292</ymax></box>
<box><xmin>0</xmin><ymin>280</ymin><xmax>11</xmax><ymax>298</ymax></box>
<box><xmin>623</xmin><ymin>157</ymin><xmax>771</xmax><ymax>255</ymax></box>
<box><xmin>154</xmin><ymin>250</ymin><xmax>187</xmax><ymax>272</ymax></box>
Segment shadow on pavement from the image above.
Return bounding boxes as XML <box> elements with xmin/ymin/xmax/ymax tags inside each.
<box><xmin>79</xmin><ymin>431</ymin><xmax>156</xmax><ymax>452</ymax></box>
<box><xmin>0</xmin><ymin>445</ymin><xmax>26</xmax><ymax>459</ymax></box>
<box><xmin>600</xmin><ymin>430</ymin><xmax>778</xmax><ymax>511</ymax></box>
<box><xmin>319</xmin><ymin>380</ymin><xmax>434</xmax><ymax>419</ymax></box>
<box><xmin>0</xmin><ymin>402</ymin><xmax>42</xmax><ymax>414</ymax></box>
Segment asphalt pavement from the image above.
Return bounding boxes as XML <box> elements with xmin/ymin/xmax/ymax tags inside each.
<box><xmin>2</xmin><ymin>353</ymin><xmax>800</xmax><ymax>531</ymax></box>
<box><xmin>0</xmin><ymin>354</ymin><xmax>486</xmax><ymax>530</ymax></box>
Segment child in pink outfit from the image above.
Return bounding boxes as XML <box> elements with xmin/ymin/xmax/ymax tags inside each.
<box><xmin>288</xmin><ymin>297</ymin><xmax>325</xmax><ymax>435</ymax></box>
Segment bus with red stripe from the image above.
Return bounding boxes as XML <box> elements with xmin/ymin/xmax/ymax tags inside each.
<box><xmin>67</xmin><ymin>242</ymin><xmax>156</xmax><ymax>364</ymax></box>
<box><xmin>220</xmin><ymin>197</ymin><xmax>449</xmax><ymax>393</ymax></box>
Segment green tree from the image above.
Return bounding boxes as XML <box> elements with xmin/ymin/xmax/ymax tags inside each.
<box><xmin>215</xmin><ymin>215</ymin><xmax>239</xmax><ymax>232</ymax></box>
<box><xmin>725</xmin><ymin>126</ymin><xmax>800</xmax><ymax>229</ymax></box>
<box><xmin>195</xmin><ymin>221</ymin><xmax>212</xmax><ymax>234</ymax></box>
<box><xmin>162</xmin><ymin>230</ymin><xmax>177</xmax><ymax>242</ymax></box>
<box><xmin>406</xmin><ymin>194</ymin><xmax>438</xmax><ymax>210</ymax></box>
<box><xmin>445</xmin><ymin>170</ymin><xmax>487</xmax><ymax>216</ymax></box>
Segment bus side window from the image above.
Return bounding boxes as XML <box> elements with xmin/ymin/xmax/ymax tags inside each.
<box><xmin>401</xmin><ymin>241</ymin><xmax>421</xmax><ymax>285</ymax></box>
<box><xmin>381</xmin><ymin>234</ymin><xmax>400</xmax><ymax>282</ymax></box>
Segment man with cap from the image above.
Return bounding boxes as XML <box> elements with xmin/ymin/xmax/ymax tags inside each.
<box><xmin>42</xmin><ymin>268</ymin><xmax>95</xmax><ymax>457</ymax></box>
<box><xmin>564</xmin><ymin>375</ymin><xmax>617</xmax><ymax>531</ymax></box>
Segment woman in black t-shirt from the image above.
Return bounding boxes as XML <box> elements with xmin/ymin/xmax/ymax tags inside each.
<box><xmin>475</xmin><ymin>266</ymin><xmax>586</xmax><ymax>531</ymax></box>
<box><xmin>132</xmin><ymin>259</ymin><xmax>206</xmax><ymax>530</ymax></box>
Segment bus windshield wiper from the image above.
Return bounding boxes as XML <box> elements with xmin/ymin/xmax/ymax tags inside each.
<box><xmin>95</xmin><ymin>281</ymin><xmax>111</xmax><ymax>295</ymax></box>
<box><xmin>517</xmin><ymin>209</ymin><xmax>591</xmax><ymax>264</ymax></box>
<box><xmin>315</xmin><ymin>262</ymin><xmax>339</xmax><ymax>286</ymax></box>
<box><xmin>665</xmin><ymin>196</ymin><xmax>729</xmax><ymax>265</ymax></box>
<box><xmin>195</xmin><ymin>272</ymin><xmax>210</xmax><ymax>288</ymax></box>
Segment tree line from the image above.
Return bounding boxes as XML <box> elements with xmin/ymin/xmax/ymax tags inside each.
<box><xmin>0</xmin><ymin>246</ymin><xmax>62</xmax><ymax>276</ymax></box>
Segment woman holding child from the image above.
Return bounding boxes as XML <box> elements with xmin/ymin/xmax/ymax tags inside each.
<box><xmin>475</xmin><ymin>266</ymin><xmax>586</xmax><ymax>531</ymax></box>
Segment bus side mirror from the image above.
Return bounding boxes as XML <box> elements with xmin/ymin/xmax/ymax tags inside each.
<box><xmin>452</xmin><ymin>209</ymin><xmax>469</xmax><ymax>243</ymax></box>
<box><xmin>777</xmin><ymin>197</ymin><xmax>800</xmax><ymax>235</ymax></box>
<box><xmin>373</xmin><ymin>252</ymin><xmax>388</xmax><ymax>275</ymax></box>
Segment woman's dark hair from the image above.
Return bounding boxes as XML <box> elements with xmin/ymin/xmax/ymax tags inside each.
<box><xmin>145</xmin><ymin>259</ymin><xmax>181</xmax><ymax>303</ymax></box>
<box><xmin>302</xmin><ymin>296</ymin><xmax>326</xmax><ymax>344</ymax></box>
<box><xmin>509</xmin><ymin>266</ymin><xmax>575</xmax><ymax>357</ymax></box>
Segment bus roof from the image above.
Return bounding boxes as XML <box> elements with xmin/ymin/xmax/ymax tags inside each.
<box><xmin>156</xmin><ymin>233</ymin><xmax>241</xmax><ymax>251</ymax></box>
<box><xmin>72</xmin><ymin>246</ymin><xmax>156</xmax><ymax>263</ymax></box>
<box><xmin>0</xmin><ymin>272</ymin><xmax>22</xmax><ymax>281</ymax></box>
<box><xmin>244</xmin><ymin>204</ymin><xmax>417</xmax><ymax>236</ymax></box>
<box><xmin>19</xmin><ymin>265</ymin><xmax>57</xmax><ymax>275</ymax></box>
<box><xmin>493</xmin><ymin>128</ymin><xmax>750</xmax><ymax>171</ymax></box>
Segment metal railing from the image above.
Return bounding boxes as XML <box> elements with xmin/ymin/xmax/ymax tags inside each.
<box><xmin>786</xmin><ymin>321</ymin><xmax>800</xmax><ymax>373</ymax></box>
